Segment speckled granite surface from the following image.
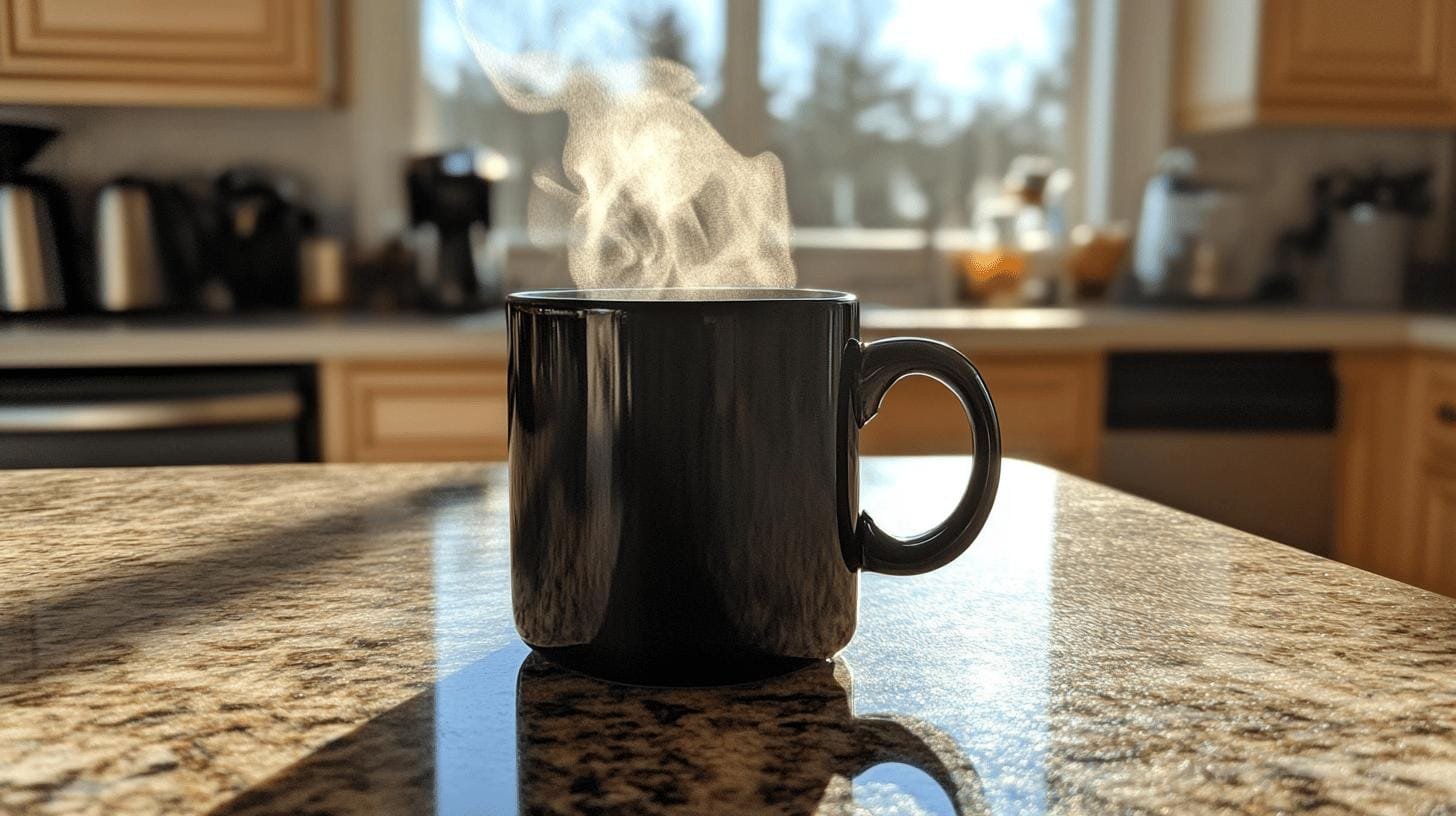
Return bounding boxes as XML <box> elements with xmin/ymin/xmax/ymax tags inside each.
<box><xmin>2</xmin><ymin>458</ymin><xmax>1454</xmax><ymax>815</ymax></box>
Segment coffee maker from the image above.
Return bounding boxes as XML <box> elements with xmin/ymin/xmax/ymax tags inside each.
<box><xmin>407</xmin><ymin>149</ymin><xmax>499</xmax><ymax>310</ymax></box>
<box><xmin>0</xmin><ymin>124</ymin><xmax>74</xmax><ymax>313</ymax></box>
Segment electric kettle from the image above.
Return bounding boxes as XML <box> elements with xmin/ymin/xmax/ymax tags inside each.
<box><xmin>0</xmin><ymin>123</ymin><xmax>69</xmax><ymax>313</ymax></box>
<box><xmin>95</xmin><ymin>179</ymin><xmax>169</xmax><ymax>311</ymax></box>
<box><xmin>1130</xmin><ymin>148</ymin><xmax>1253</xmax><ymax>302</ymax></box>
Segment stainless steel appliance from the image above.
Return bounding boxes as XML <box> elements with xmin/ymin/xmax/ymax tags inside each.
<box><xmin>1273</xmin><ymin>167</ymin><xmax>1432</xmax><ymax>306</ymax></box>
<box><xmin>94</xmin><ymin>178</ymin><xmax>188</xmax><ymax>312</ymax></box>
<box><xmin>0</xmin><ymin>124</ymin><xmax>69</xmax><ymax>313</ymax></box>
<box><xmin>1130</xmin><ymin>149</ymin><xmax>1254</xmax><ymax>303</ymax></box>
<box><xmin>0</xmin><ymin>367</ymin><xmax>314</xmax><ymax>468</ymax></box>
<box><xmin>95</xmin><ymin>180</ymin><xmax>166</xmax><ymax>311</ymax></box>
<box><xmin>1101</xmin><ymin>352</ymin><xmax>1337</xmax><ymax>554</ymax></box>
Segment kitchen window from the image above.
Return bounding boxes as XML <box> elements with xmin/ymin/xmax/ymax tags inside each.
<box><xmin>420</xmin><ymin>0</ymin><xmax>1084</xmax><ymax>298</ymax></box>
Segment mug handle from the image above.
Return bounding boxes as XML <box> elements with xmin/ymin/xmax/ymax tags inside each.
<box><xmin>853</xmin><ymin>338</ymin><xmax>1002</xmax><ymax>575</ymax></box>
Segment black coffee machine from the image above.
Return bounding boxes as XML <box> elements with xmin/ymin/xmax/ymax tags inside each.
<box><xmin>213</xmin><ymin>168</ymin><xmax>316</xmax><ymax>310</ymax></box>
<box><xmin>407</xmin><ymin>149</ymin><xmax>498</xmax><ymax>310</ymax></box>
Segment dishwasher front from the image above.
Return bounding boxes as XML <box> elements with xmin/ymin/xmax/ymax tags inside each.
<box><xmin>1100</xmin><ymin>352</ymin><xmax>1338</xmax><ymax>555</ymax></box>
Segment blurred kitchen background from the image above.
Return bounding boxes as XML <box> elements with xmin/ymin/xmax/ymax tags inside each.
<box><xmin>2</xmin><ymin>0</ymin><xmax>1455</xmax><ymax>596</ymax></box>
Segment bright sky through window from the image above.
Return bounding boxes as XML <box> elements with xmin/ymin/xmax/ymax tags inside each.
<box><xmin>423</xmin><ymin>0</ymin><xmax>1073</xmax><ymax>230</ymax></box>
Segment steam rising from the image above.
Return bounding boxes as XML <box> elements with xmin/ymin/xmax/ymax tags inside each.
<box><xmin>456</xmin><ymin>9</ymin><xmax>795</xmax><ymax>289</ymax></box>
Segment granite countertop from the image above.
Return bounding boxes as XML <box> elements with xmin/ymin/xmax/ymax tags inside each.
<box><xmin>3</xmin><ymin>458</ymin><xmax>1455</xmax><ymax>814</ymax></box>
<box><xmin>5</xmin><ymin>307</ymin><xmax>1456</xmax><ymax>367</ymax></box>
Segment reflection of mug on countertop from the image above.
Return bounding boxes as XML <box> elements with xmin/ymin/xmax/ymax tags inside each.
<box><xmin>508</xmin><ymin>288</ymin><xmax>1002</xmax><ymax>686</ymax></box>
<box><xmin>515</xmin><ymin>651</ymin><xmax>987</xmax><ymax>814</ymax></box>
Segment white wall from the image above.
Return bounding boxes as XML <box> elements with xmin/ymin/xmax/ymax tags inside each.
<box><xmin>1073</xmin><ymin>0</ymin><xmax>1176</xmax><ymax>227</ymax></box>
<box><xmin>19</xmin><ymin>105</ymin><xmax>354</xmax><ymax>230</ymax></box>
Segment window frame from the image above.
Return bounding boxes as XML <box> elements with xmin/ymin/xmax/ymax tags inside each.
<box><xmin>400</xmin><ymin>0</ymin><xmax>1150</xmax><ymax>305</ymax></box>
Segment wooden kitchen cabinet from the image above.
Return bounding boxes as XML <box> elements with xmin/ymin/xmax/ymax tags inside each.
<box><xmin>0</xmin><ymin>0</ymin><xmax>340</xmax><ymax>107</ymax></box>
<box><xmin>1179</xmin><ymin>0</ymin><xmax>1456</xmax><ymax>130</ymax></box>
<box><xmin>859</xmin><ymin>353</ymin><xmax>1104</xmax><ymax>479</ymax></box>
<box><xmin>319</xmin><ymin>360</ymin><xmax>508</xmax><ymax>463</ymax></box>
<box><xmin>1335</xmin><ymin>350</ymin><xmax>1456</xmax><ymax>596</ymax></box>
<box><xmin>1416</xmin><ymin>465</ymin><xmax>1456</xmax><ymax>596</ymax></box>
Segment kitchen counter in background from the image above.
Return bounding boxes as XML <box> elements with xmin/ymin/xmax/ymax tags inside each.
<box><xmin>0</xmin><ymin>312</ymin><xmax>508</xmax><ymax>367</ymax></box>
<box><xmin>3</xmin><ymin>458</ymin><xmax>1454</xmax><ymax>814</ymax></box>
<box><xmin>863</xmin><ymin>307</ymin><xmax>1456</xmax><ymax>352</ymax></box>
<box><xmin>5</xmin><ymin>307</ymin><xmax>1456</xmax><ymax>367</ymax></box>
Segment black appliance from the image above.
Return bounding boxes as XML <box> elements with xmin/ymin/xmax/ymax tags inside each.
<box><xmin>214</xmin><ymin>169</ymin><xmax>315</xmax><ymax>309</ymax></box>
<box><xmin>407</xmin><ymin>149</ymin><xmax>496</xmax><ymax>310</ymax></box>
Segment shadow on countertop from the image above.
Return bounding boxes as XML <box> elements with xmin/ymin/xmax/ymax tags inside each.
<box><xmin>0</xmin><ymin>478</ymin><xmax>483</xmax><ymax>686</ymax></box>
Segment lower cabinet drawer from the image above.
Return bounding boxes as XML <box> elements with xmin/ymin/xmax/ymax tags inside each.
<box><xmin>321</xmin><ymin>361</ymin><xmax>508</xmax><ymax>462</ymax></box>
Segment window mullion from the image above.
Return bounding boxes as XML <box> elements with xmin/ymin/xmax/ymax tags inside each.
<box><xmin>720</xmin><ymin>0</ymin><xmax>767</xmax><ymax>156</ymax></box>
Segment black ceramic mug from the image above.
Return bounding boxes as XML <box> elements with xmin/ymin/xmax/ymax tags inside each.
<box><xmin>508</xmin><ymin>288</ymin><xmax>1000</xmax><ymax>685</ymax></box>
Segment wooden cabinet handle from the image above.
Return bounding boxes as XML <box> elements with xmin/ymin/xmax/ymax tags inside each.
<box><xmin>1438</xmin><ymin>403</ymin><xmax>1456</xmax><ymax>425</ymax></box>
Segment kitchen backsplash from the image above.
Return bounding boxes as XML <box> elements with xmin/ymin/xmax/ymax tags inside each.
<box><xmin>14</xmin><ymin>105</ymin><xmax>356</xmax><ymax>237</ymax></box>
<box><xmin>503</xmin><ymin>244</ymin><xmax>952</xmax><ymax>307</ymax></box>
<box><xmin>1180</xmin><ymin>128</ymin><xmax>1456</xmax><ymax>279</ymax></box>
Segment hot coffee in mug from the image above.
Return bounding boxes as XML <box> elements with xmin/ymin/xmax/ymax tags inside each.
<box><xmin>508</xmin><ymin>288</ymin><xmax>1000</xmax><ymax>686</ymax></box>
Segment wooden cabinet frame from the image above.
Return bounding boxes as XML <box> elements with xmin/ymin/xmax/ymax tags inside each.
<box><xmin>0</xmin><ymin>0</ymin><xmax>343</xmax><ymax>107</ymax></box>
<box><xmin>319</xmin><ymin>360</ymin><xmax>508</xmax><ymax>463</ymax></box>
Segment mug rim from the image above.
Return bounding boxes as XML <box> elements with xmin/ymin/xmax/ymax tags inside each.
<box><xmin>508</xmin><ymin>287</ymin><xmax>857</xmax><ymax>306</ymax></box>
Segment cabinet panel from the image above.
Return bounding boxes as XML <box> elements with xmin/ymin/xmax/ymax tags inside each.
<box><xmin>0</xmin><ymin>0</ymin><xmax>334</xmax><ymax>107</ymax></box>
<box><xmin>1333</xmin><ymin>352</ymin><xmax>1421</xmax><ymax>582</ymax></box>
<box><xmin>1260</xmin><ymin>0</ymin><xmax>1456</xmax><ymax>122</ymax></box>
<box><xmin>1180</xmin><ymin>0</ymin><xmax>1456</xmax><ymax>130</ymax></box>
<box><xmin>320</xmin><ymin>361</ymin><xmax>508</xmax><ymax>463</ymax></box>
<box><xmin>1422</xmin><ymin>364</ymin><xmax>1456</xmax><ymax>460</ymax></box>
<box><xmin>1335</xmin><ymin>350</ymin><xmax>1456</xmax><ymax>597</ymax></box>
<box><xmin>14</xmin><ymin>0</ymin><xmax>282</xmax><ymax>57</ymax></box>
<box><xmin>1416</xmin><ymin>468</ymin><xmax>1456</xmax><ymax>596</ymax></box>
<box><xmin>1271</xmin><ymin>0</ymin><xmax>1435</xmax><ymax>81</ymax></box>
<box><xmin>859</xmin><ymin>353</ymin><xmax>1103</xmax><ymax>478</ymax></box>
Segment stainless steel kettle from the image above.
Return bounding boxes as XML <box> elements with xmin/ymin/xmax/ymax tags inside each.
<box><xmin>1130</xmin><ymin>149</ymin><xmax>1254</xmax><ymax>303</ymax></box>
<box><xmin>0</xmin><ymin>123</ymin><xmax>67</xmax><ymax>313</ymax></box>
<box><xmin>0</xmin><ymin>184</ymin><xmax>65</xmax><ymax>311</ymax></box>
<box><xmin>95</xmin><ymin>180</ymin><xmax>168</xmax><ymax>311</ymax></box>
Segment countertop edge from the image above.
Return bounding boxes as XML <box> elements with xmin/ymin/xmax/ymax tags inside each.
<box><xmin>2</xmin><ymin>309</ymin><xmax>1456</xmax><ymax>367</ymax></box>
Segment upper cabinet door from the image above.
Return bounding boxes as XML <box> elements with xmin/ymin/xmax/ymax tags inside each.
<box><xmin>0</xmin><ymin>0</ymin><xmax>340</xmax><ymax>108</ymax></box>
<box><xmin>1261</xmin><ymin>0</ymin><xmax>1456</xmax><ymax>124</ymax></box>
<box><xmin>1179</xmin><ymin>0</ymin><xmax>1456</xmax><ymax>130</ymax></box>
